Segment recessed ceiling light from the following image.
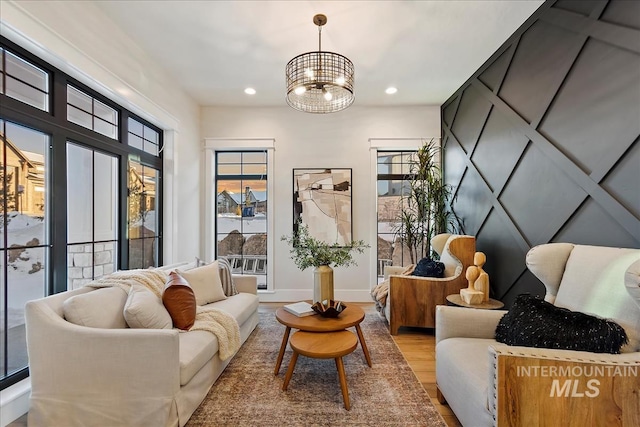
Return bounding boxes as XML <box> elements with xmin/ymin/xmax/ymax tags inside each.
<box><xmin>385</xmin><ymin>87</ymin><xmax>398</xmax><ymax>95</ymax></box>
<box><xmin>244</xmin><ymin>87</ymin><xmax>256</xmax><ymax>95</ymax></box>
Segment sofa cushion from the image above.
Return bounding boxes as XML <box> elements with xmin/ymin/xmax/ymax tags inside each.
<box><xmin>554</xmin><ymin>246</ymin><xmax>640</xmax><ymax>352</ymax></box>
<box><xmin>436</xmin><ymin>338</ymin><xmax>494</xmax><ymax>427</ymax></box>
<box><xmin>495</xmin><ymin>294</ymin><xmax>628</xmax><ymax>354</ymax></box>
<box><xmin>178</xmin><ymin>261</ymin><xmax>227</xmax><ymax>305</ymax></box>
<box><xmin>206</xmin><ymin>292</ymin><xmax>259</xmax><ymax>327</ymax></box>
<box><xmin>63</xmin><ymin>287</ymin><xmax>128</xmax><ymax>328</ymax></box>
<box><xmin>194</xmin><ymin>257</ymin><xmax>238</xmax><ymax>297</ymax></box>
<box><xmin>177</xmin><ymin>293</ymin><xmax>259</xmax><ymax>385</ymax></box>
<box><xmin>124</xmin><ymin>285</ymin><xmax>172</xmax><ymax>329</ymax></box>
<box><xmin>178</xmin><ymin>330</ymin><xmax>219</xmax><ymax>386</ymax></box>
<box><xmin>626</xmin><ymin>259</ymin><xmax>640</xmax><ymax>309</ymax></box>
<box><xmin>163</xmin><ymin>272</ymin><xmax>196</xmax><ymax>330</ymax></box>
<box><xmin>525</xmin><ymin>243</ymin><xmax>575</xmax><ymax>303</ymax></box>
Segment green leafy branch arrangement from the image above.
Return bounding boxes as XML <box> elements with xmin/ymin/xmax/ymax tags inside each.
<box><xmin>281</xmin><ymin>222</ymin><xmax>369</xmax><ymax>270</ymax></box>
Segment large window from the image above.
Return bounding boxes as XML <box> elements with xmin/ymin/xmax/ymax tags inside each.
<box><xmin>66</xmin><ymin>143</ymin><xmax>118</xmax><ymax>289</ymax></box>
<box><xmin>376</xmin><ymin>150</ymin><xmax>416</xmax><ymax>277</ymax></box>
<box><xmin>215</xmin><ymin>151</ymin><xmax>268</xmax><ymax>289</ymax></box>
<box><xmin>0</xmin><ymin>120</ymin><xmax>49</xmax><ymax>381</ymax></box>
<box><xmin>0</xmin><ymin>38</ymin><xmax>163</xmax><ymax>390</ymax></box>
<box><xmin>128</xmin><ymin>160</ymin><xmax>160</xmax><ymax>269</ymax></box>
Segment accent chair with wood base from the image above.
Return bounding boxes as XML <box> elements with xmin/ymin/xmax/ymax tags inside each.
<box><xmin>435</xmin><ymin>243</ymin><xmax>640</xmax><ymax>427</ymax></box>
<box><xmin>384</xmin><ymin>234</ymin><xmax>476</xmax><ymax>335</ymax></box>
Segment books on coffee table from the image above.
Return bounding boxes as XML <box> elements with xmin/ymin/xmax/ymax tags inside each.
<box><xmin>283</xmin><ymin>301</ymin><xmax>316</xmax><ymax>317</ymax></box>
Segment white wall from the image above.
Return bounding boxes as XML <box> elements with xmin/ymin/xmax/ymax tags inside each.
<box><xmin>0</xmin><ymin>0</ymin><xmax>202</xmax><ymax>264</ymax></box>
<box><xmin>201</xmin><ymin>105</ymin><xmax>440</xmax><ymax>302</ymax></box>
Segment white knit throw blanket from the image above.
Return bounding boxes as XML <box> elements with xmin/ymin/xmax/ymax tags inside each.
<box><xmin>192</xmin><ymin>306</ymin><xmax>241</xmax><ymax>360</ymax></box>
<box><xmin>87</xmin><ymin>269</ymin><xmax>241</xmax><ymax>360</ymax></box>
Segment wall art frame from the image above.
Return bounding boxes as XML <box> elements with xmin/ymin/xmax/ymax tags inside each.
<box><xmin>292</xmin><ymin>168</ymin><xmax>352</xmax><ymax>246</ymax></box>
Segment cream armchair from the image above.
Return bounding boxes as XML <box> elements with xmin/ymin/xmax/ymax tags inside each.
<box><xmin>384</xmin><ymin>233</ymin><xmax>476</xmax><ymax>335</ymax></box>
<box><xmin>435</xmin><ymin>243</ymin><xmax>640</xmax><ymax>427</ymax></box>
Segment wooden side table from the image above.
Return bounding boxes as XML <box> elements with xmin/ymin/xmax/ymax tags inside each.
<box><xmin>282</xmin><ymin>330</ymin><xmax>358</xmax><ymax>410</ymax></box>
<box><xmin>446</xmin><ymin>294</ymin><xmax>505</xmax><ymax>310</ymax></box>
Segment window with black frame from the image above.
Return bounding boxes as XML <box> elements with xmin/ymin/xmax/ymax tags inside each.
<box><xmin>376</xmin><ymin>150</ymin><xmax>416</xmax><ymax>279</ymax></box>
<box><xmin>128</xmin><ymin>159</ymin><xmax>160</xmax><ymax>269</ymax></box>
<box><xmin>0</xmin><ymin>47</ymin><xmax>50</xmax><ymax>112</ymax></box>
<box><xmin>215</xmin><ymin>151</ymin><xmax>268</xmax><ymax>290</ymax></box>
<box><xmin>66</xmin><ymin>143</ymin><xmax>119</xmax><ymax>289</ymax></box>
<box><xmin>0</xmin><ymin>119</ymin><xmax>50</xmax><ymax>381</ymax></box>
<box><xmin>0</xmin><ymin>39</ymin><xmax>163</xmax><ymax>390</ymax></box>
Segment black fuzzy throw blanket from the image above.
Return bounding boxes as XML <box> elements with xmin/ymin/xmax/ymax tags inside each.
<box><xmin>495</xmin><ymin>294</ymin><xmax>628</xmax><ymax>354</ymax></box>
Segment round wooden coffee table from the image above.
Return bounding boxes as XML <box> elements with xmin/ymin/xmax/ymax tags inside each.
<box><xmin>274</xmin><ymin>304</ymin><xmax>372</xmax><ymax>375</ymax></box>
<box><xmin>282</xmin><ymin>330</ymin><xmax>358</xmax><ymax>410</ymax></box>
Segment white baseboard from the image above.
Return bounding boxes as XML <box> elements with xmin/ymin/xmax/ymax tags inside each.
<box><xmin>258</xmin><ymin>289</ymin><xmax>372</xmax><ymax>303</ymax></box>
<box><xmin>0</xmin><ymin>378</ymin><xmax>30</xmax><ymax>427</ymax></box>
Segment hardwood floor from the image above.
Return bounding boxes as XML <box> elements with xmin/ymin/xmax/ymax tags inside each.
<box><xmin>391</xmin><ymin>325</ymin><xmax>462</xmax><ymax>427</ymax></box>
<box><xmin>8</xmin><ymin>302</ymin><xmax>461</xmax><ymax>427</ymax></box>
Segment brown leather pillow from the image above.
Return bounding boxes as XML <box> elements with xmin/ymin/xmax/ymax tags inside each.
<box><xmin>162</xmin><ymin>272</ymin><xmax>196</xmax><ymax>330</ymax></box>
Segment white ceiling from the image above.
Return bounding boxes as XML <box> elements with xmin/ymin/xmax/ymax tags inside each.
<box><xmin>95</xmin><ymin>1</ymin><xmax>544</xmax><ymax>108</ymax></box>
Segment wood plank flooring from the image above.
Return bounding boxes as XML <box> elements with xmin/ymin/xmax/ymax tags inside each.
<box><xmin>8</xmin><ymin>302</ymin><xmax>461</xmax><ymax>427</ymax></box>
<box><xmin>390</xmin><ymin>324</ymin><xmax>462</xmax><ymax>427</ymax></box>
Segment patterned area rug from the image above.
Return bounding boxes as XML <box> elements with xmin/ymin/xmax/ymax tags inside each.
<box><xmin>186</xmin><ymin>307</ymin><xmax>446</xmax><ymax>426</ymax></box>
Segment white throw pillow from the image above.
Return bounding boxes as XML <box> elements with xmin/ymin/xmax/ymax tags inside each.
<box><xmin>63</xmin><ymin>287</ymin><xmax>128</xmax><ymax>329</ymax></box>
<box><xmin>177</xmin><ymin>260</ymin><xmax>227</xmax><ymax>305</ymax></box>
<box><xmin>123</xmin><ymin>285</ymin><xmax>172</xmax><ymax>329</ymax></box>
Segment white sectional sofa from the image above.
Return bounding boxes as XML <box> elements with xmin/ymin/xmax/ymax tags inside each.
<box><xmin>24</xmin><ymin>261</ymin><xmax>259</xmax><ymax>427</ymax></box>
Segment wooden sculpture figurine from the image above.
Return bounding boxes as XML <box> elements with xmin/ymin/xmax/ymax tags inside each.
<box><xmin>473</xmin><ymin>252</ymin><xmax>490</xmax><ymax>302</ymax></box>
<box><xmin>460</xmin><ymin>265</ymin><xmax>484</xmax><ymax>304</ymax></box>
<box><xmin>460</xmin><ymin>252</ymin><xmax>490</xmax><ymax>304</ymax></box>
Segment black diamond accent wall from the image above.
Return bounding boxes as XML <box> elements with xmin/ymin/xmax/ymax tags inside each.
<box><xmin>441</xmin><ymin>0</ymin><xmax>640</xmax><ymax>308</ymax></box>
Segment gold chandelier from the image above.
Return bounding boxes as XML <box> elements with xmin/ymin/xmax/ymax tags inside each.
<box><xmin>286</xmin><ymin>14</ymin><xmax>355</xmax><ymax>113</ymax></box>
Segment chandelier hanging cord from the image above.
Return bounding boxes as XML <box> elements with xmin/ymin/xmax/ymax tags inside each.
<box><xmin>315</xmin><ymin>15</ymin><xmax>325</xmax><ymax>77</ymax></box>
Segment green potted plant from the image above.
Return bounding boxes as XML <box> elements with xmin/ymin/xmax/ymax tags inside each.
<box><xmin>394</xmin><ymin>139</ymin><xmax>459</xmax><ymax>263</ymax></box>
<box><xmin>281</xmin><ymin>222</ymin><xmax>368</xmax><ymax>303</ymax></box>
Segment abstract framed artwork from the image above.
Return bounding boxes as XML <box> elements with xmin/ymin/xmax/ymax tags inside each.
<box><xmin>293</xmin><ymin>168</ymin><xmax>352</xmax><ymax>246</ymax></box>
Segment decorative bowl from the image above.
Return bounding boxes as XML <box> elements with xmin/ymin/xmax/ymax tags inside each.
<box><xmin>311</xmin><ymin>300</ymin><xmax>347</xmax><ymax>318</ymax></box>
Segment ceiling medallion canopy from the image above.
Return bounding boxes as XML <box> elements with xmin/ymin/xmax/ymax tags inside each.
<box><xmin>286</xmin><ymin>14</ymin><xmax>355</xmax><ymax>114</ymax></box>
